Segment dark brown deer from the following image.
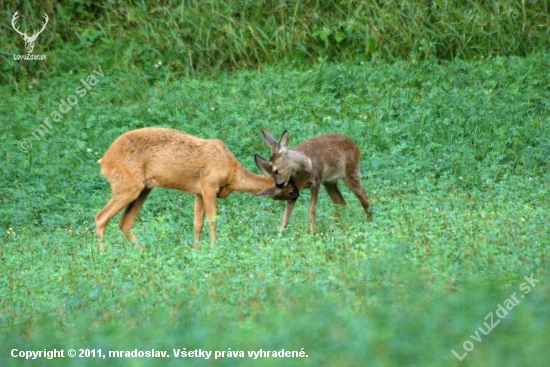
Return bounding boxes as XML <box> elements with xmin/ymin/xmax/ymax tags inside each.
<box><xmin>95</xmin><ymin>127</ymin><xmax>298</xmax><ymax>251</ymax></box>
<box><xmin>255</xmin><ymin>129</ymin><xmax>372</xmax><ymax>233</ymax></box>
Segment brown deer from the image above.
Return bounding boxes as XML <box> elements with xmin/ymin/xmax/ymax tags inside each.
<box><xmin>94</xmin><ymin>127</ymin><xmax>298</xmax><ymax>251</ymax></box>
<box><xmin>255</xmin><ymin>128</ymin><xmax>372</xmax><ymax>234</ymax></box>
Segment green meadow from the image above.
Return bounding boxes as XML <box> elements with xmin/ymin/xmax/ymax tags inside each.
<box><xmin>1</xmin><ymin>1</ymin><xmax>549</xmax><ymax>366</ymax></box>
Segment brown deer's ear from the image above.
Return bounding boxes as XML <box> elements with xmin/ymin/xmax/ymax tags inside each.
<box><xmin>254</xmin><ymin>154</ymin><xmax>271</xmax><ymax>175</ymax></box>
<box><xmin>278</xmin><ymin>130</ymin><xmax>289</xmax><ymax>153</ymax></box>
<box><xmin>260</xmin><ymin>128</ymin><xmax>278</xmax><ymax>151</ymax></box>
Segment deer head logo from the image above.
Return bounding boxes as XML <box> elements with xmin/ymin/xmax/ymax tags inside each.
<box><xmin>11</xmin><ymin>11</ymin><xmax>49</xmax><ymax>54</ymax></box>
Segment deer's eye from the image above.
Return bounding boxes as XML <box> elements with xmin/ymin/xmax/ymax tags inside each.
<box><xmin>274</xmin><ymin>168</ymin><xmax>279</xmax><ymax>174</ymax></box>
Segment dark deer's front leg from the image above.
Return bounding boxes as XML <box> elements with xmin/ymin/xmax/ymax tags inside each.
<box><xmin>281</xmin><ymin>199</ymin><xmax>297</xmax><ymax>228</ymax></box>
<box><xmin>308</xmin><ymin>184</ymin><xmax>320</xmax><ymax>234</ymax></box>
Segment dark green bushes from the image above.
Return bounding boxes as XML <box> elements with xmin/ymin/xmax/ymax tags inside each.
<box><xmin>2</xmin><ymin>0</ymin><xmax>550</xmax><ymax>84</ymax></box>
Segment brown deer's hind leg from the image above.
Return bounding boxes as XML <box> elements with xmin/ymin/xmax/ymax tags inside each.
<box><xmin>118</xmin><ymin>187</ymin><xmax>152</xmax><ymax>242</ymax></box>
<box><xmin>95</xmin><ymin>184</ymin><xmax>144</xmax><ymax>252</ymax></box>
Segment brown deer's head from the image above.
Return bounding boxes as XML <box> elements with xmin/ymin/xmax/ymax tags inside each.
<box><xmin>12</xmin><ymin>11</ymin><xmax>49</xmax><ymax>54</ymax></box>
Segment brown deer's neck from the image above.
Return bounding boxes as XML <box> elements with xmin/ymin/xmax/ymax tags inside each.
<box><xmin>232</xmin><ymin>164</ymin><xmax>273</xmax><ymax>194</ymax></box>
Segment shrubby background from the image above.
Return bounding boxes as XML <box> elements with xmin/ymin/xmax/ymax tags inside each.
<box><xmin>2</xmin><ymin>0</ymin><xmax>550</xmax><ymax>83</ymax></box>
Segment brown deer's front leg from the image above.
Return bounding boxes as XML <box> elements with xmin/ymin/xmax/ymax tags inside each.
<box><xmin>201</xmin><ymin>187</ymin><xmax>218</xmax><ymax>248</ymax></box>
<box><xmin>193</xmin><ymin>194</ymin><xmax>205</xmax><ymax>247</ymax></box>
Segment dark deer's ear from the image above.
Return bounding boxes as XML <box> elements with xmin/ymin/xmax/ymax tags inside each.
<box><xmin>260</xmin><ymin>128</ymin><xmax>278</xmax><ymax>151</ymax></box>
<box><xmin>254</xmin><ymin>154</ymin><xmax>272</xmax><ymax>175</ymax></box>
<box><xmin>278</xmin><ymin>130</ymin><xmax>289</xmax><ymax>153</ymax></box>
<box><xmin>256</xmin><ymin>186</ymin><xmax>279</xmax><ymax>197</ymax></box>
<box><xmin>258</xmin><ymin>185</ymin><xmax>300</xmax><ymax>201</ymax></box>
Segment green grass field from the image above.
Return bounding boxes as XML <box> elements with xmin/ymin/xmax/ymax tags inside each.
<box><xmin>2</xmin><ymin>44</ymin><xmax>549</xmax><ymax>366</ymax></box>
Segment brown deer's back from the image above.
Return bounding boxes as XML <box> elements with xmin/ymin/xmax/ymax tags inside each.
<box><xmin>99</xmin><ymin>127</ymin><xmax>237</xmax><ymax>192</ymax></box>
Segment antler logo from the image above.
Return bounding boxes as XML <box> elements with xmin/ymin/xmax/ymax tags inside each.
<box><xmin>11</xmin><ymin>11</ymin><xmax>49</xmax><ymax>54</ymax></box>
